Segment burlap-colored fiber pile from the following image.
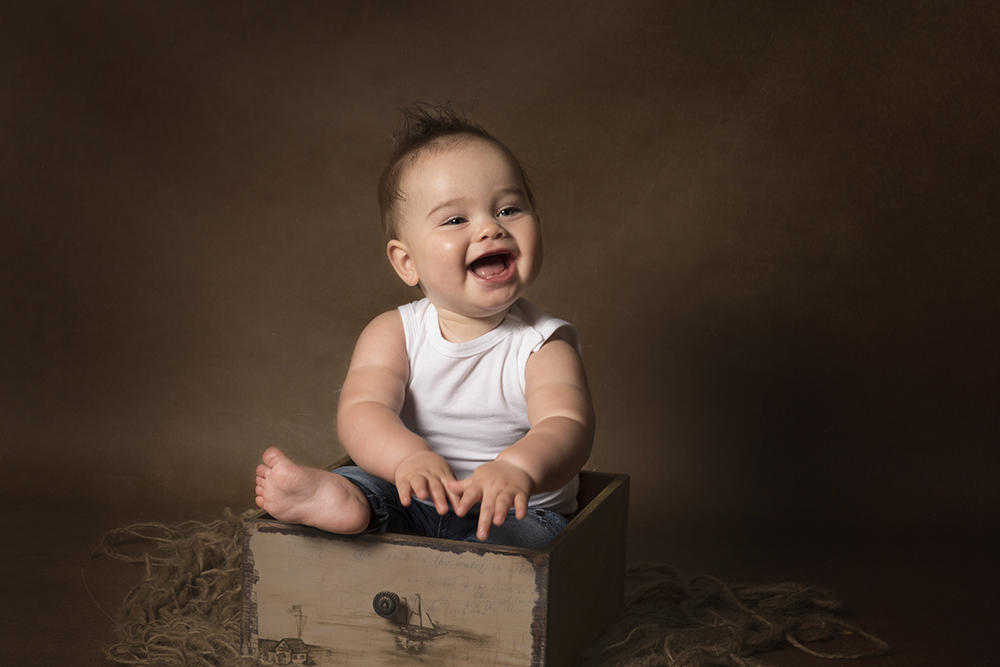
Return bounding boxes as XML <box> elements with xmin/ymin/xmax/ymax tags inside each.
<box><xmin>94</xmin><ymin>511</ymin><xmax>891</xmax><ymax>667</ymax></box>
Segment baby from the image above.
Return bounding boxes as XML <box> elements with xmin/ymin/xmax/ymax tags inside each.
<box><xmin>255</xmin><ymin>107</ymin><xmax>594</xmax><ymax>549</ymax></box>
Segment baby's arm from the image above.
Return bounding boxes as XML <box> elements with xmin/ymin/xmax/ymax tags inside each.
<box><xmin>337</xmin><ymin>311</ymin><xmax>459</xmax><ymax>515</ymax></box>
<box><xmin>451</xmin><ymin>335</ymin><xmax>595</xmax><ymax>540</ymax></box>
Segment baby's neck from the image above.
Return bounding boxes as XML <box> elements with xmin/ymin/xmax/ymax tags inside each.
<box><xmin>435</xmin><ymin>305</ymin><xmax>511</xmax><ymax>343</ymax></box>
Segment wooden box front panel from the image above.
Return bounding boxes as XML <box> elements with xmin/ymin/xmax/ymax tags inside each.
<box><xmin>242</xmin><ymin>471</ymin><xmax>629</xmax><ymax>666</ymax></box>
<box><xmin>243</xmin><ymin>524</ymin><xmax>548</xmax><ymax>666</ymax></box>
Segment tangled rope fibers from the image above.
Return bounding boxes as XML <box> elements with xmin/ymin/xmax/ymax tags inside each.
<box><xmin>95</xmin><ymin>512</ymin><xmax>891</xmax><ymax>667</ymax></box>
<box><xmin>579</xmin><ymin>563</ymin><xmax>891</xmax><ymax>666</ymax></box>
<box><xmin>93</xmin><ymin>509</ymin><xmax>260</xmax><ymax>667</ymax></box>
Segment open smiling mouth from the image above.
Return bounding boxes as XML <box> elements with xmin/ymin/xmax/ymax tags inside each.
<box><xmin>468</xmin><ymin>252</ymin><xmax>514</xmax><ymax>280</ymax></box>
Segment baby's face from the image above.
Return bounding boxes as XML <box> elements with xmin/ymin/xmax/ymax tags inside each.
<box><xmin>388</xmin><ymin>137</ymin><xmax>542</xmax><ymax>323</ymax></box>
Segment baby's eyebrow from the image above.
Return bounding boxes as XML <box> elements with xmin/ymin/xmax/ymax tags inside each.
<box><xmin>427</xmin><ymin>197</ymin><xmax>466</xmax><ymax>218</ymax></box>
<box><xmin>495</xmin><ymin>187</ymin><xmax>528</xmax><ymax>201</ymax></box>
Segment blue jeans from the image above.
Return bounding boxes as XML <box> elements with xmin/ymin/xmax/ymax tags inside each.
<box><xmin>334</xmin><ymin>466</ymin><xmax>568</xmax><ymax>550</ymax></box>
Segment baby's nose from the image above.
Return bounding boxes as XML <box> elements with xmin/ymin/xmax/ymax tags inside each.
<box><xmin>478</xmin><ymin>219</ymin><xmax>506</xmax><ymax>240</ymax></box>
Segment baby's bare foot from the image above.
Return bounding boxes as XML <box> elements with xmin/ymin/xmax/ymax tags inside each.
<box><xmin>255</xmin><ymin>447</ymin><xmax>370</xmax><ymax>534</ymax></box>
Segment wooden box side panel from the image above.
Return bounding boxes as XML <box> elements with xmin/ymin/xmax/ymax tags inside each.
<box><xmin>575</xmin><ymin>470</ymin><xmax>614</xmax><ymax>511</ymax></box>
<box><xmin>544</xmin><ymin>474</ymin><xmax>629</xmax><ymax>667</ymax></box>
<box><xmin>242</xmin><ymin>519</ymin><xmax>549</xmax><ymax>666</ymax></box>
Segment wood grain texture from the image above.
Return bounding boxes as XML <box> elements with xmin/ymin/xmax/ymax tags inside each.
<box><xmin>243</xmin><ymin>470</ymin><xmax>629</xmax><ymax>665</ymax></box>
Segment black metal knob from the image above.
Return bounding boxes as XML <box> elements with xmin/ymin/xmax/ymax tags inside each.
<box><xmin>373</xmin><ymin>591</ymin><xmax>400</xmax><ymax>618</ymax></box>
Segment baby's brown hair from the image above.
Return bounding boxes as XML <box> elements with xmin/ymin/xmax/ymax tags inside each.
<box><xmin>377</xmin><ymin>104</ymin><xmax>536</xmax><ymax>242</ymax></box>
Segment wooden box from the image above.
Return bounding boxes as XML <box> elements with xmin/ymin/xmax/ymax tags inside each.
<box><xmin>242</xmin><ymin>469</ymin><xmax>629</xmax><ymax>666</ymax></box>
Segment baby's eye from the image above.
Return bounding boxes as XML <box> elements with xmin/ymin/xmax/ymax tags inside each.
<box><xmin>498</xmin><ymin>206</ymin><xmax>522</xmax><ymax>217</ymax></box>
<box><xmin>443</xmin><ymin>216</ymin><xmax>467</xmax><ymax>226</ymax></box>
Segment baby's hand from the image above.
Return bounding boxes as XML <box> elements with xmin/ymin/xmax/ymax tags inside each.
<box><xmin>449</xmin><ymin>460</ymin><xmax>533</xmax><ymax>541</ymax></box>
<box><xmin>394</xmin><ymin>451</ymin><xmax>460</xmax><ymax>516</ymax></box>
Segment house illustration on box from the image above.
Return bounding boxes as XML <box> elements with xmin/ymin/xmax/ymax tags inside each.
<box><xmin>258</xmin><ymin>637</ymin><xmax>310</xmax><ymax>665</ymax></box>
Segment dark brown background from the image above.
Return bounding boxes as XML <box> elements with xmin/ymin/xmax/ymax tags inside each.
<box><xmin>3</xmin><ymin>2</ymin><xmax>997</xmax><ymax>665</ymax></box>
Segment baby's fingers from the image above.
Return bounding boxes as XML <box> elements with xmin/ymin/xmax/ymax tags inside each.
<box><xmin>448</xmin><ymin>478</ymin><xmax>469</xmax><ymax>495</ymax></box>
<box><xmin>396</xmin><ymin>479</ymin><xmax>410</xmax><ymax>505</ymax></box>
<box><xmin>454</xmin><ymin>481</ymin><xmax>483</xmax><ymax>518</ymax></box>
<box><xmin>443</xmin><ymin>482</ymin><xmax>465</xmax><ymax>515</ymax></box>
<box><xmin>492</xmin><ymin>491</ymin><xmax>515</xmax><ymax>528</ymax></box>
<box><xmin>397</xmin><ymin>477</ymin><xmax>419</xmax><ymax>507</ymax></box>
<box><xmin>513</xmin><ymin>493</ymin><xmax>529</xmax><ymax>521</ymax></box>
<box><xmin>426</xmin><ymin>477</ymin><xmax>452</xmax><ymax>516</ymax></box>
<box><xmin>477</xmin><ymin>501</ymin><xmax>495</xmax><ymax>542</ymax></box>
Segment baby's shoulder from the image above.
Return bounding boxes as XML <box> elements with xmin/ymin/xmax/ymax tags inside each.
<box><xmin>349</xmin><ymin>309</ymin><xmax>408</xmax><ymax>374</ymax></box>
<box><xmin>357</xmin><ymin>309</ymin><xmax>405</xmax><ymax>345</ymax></box>
<box><xmin>510</xmin><ymin>299</ymin><xmax>582</xmax><ymax>356</ymax></box>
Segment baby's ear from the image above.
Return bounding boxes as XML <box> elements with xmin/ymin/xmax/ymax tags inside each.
<box><xmin>387</xmin><ymin>240</ymin><xmax>420</xmax><ymax>287</ymax></box>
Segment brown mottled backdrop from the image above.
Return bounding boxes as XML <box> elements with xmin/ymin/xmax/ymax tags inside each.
<box><xmin>2</xmin><ymin>2</ymin><xmax>997</xmax><ymax>665</ymax></box>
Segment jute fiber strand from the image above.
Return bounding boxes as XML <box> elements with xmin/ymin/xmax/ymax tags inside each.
<box><xmin>94</xmin><ymin>512</ymin><xmax>891</xmax><ymax>667</ymax></box>
<box><xmin>578</xmin><ymin>563</ymin><xmax>891</xmax><ymax>666</ymax></box>
<box><xmin>93</xmin><ymin>510</ymin><xmax>260</xmax><ymax>667</ymax></box>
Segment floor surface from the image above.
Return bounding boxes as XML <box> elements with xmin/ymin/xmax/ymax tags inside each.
<box><xmin>6</xmin><ymin>495</ymin><xmax>995</xmax><ymax>666</ymax></box>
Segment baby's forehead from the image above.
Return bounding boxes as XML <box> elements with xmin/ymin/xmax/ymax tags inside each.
<box><xmin>410</xmin><ymin>133</ymin><xmax>500</xmax><ymax>165</ymax></box>
<box><xmin>402</xmin><ymin>136</ymin><xmax>514</xmax><ymax>185</ymax></box>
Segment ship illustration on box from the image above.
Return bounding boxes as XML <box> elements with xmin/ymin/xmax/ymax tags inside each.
<box><xmin>373</xmin><ymin>591</ymin><xmax>449</xmax><ymax>653</ymax></box>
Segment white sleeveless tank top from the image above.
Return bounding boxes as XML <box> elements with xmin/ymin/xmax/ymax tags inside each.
<box><xmin>398</xmin><ymin>298</ymin><xmax>581</xmax><ymax>514</ymax></box>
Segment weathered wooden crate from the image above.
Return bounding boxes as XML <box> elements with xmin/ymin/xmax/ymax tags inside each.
<box><xmin>242</xmin><ymin>467</ymin><xmax>629</xmax><ymax>666</ymax></box>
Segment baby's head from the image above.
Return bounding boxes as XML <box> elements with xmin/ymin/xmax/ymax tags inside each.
<box><xmin>377</xmin><ymin>105</ymin><xmax>543</xmax><ymax>323</ymax></box>
<box><xmin>378</xmin><ymin>105</ymin><xmax>536</xmax><ymax>243</ymax></box>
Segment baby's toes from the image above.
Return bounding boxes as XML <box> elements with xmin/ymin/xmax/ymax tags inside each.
<box><xmin>261</xmin><ymin>447</ymin><xmax>286</xmax><ymax>467</ymax></box>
